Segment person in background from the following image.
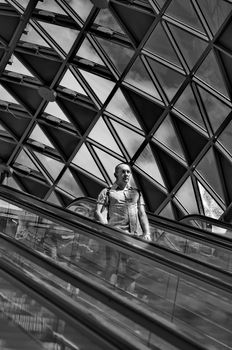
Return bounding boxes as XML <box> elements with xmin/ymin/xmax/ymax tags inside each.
<box><xmin>95</xmin><ymin>162</ymin><xmax>151</xmax><ymax>293</ymax></box>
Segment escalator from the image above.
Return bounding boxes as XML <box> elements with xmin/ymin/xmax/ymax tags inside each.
<box><xmin>68</xmin><ymin>197</ymin><xmax>232</xmax><ymax>273</ymax></box>
<box><xmin>0</xmin><ymin>185</ymin><xmax>232</xmax><ymax>349</ymax></box>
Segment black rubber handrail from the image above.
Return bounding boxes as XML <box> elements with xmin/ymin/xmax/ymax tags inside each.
<box><xmin>68</xmin><ymin>197</ymin><xmax>232</xmax><ymax>249</ymax></box>
<box><xmin>179</xmin><ymin>214</ymin><xmax>232</xmax><ymax>231</ymax></box>
<box><xmin>0</xmin><ymin>185</ymin><xmax>232</xmax><ymax>295</ymax></box>
<box><xmin>0</xmin><ymin>248</ymin><xmax>146</xmax><ymax>350</ymax></box>
<box><xmin>0</xmin><ymin>231</ymin><xmax>209</xmax><ymax>350</ymax></box>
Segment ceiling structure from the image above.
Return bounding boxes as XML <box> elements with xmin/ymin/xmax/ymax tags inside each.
<box><xmin>0</xmin><ymin>0</ymin><xmax>232</xmax><ymax>222</ymax></box>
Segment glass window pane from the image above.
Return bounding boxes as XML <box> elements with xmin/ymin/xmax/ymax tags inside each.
<box><xmin>35</xmin><ymin>0</ymin><xmax>66</xmax><ymax>14</ymax></box>
<box><xmin>198</xmin><ymin>181</ymin><xmax>223</xmax><ymax>219</ymax></box>
<box><xmin>96</xmin><ymin>37</ymin><xmax>134</xmax><ymax>74</ymax></box>
<box><xmin>197</xmin><ymin>0</ymin><xmax>231</xmax><ymax>35</ymax></box>
<box><xmin>46</xmin><ymin>191</ymin><xmax>62</xmax><ymax>206</ymax></box>
<box><xmin>111</xmin><ymin>120</ymin><xmax>145</xmax><ymax>157</ymax></box>
<box><xmin>44</xmin><ymin>102</ymin><xmax>70</xmax><ymax>123</ymax></box>
<box><xmin>166</xmin><ymin>0</ymin><xmax>205</xmax><ymax>33</ymax></box>
<box><xmin>135</xmin><ymin>144</ymin><xmax>166</xmax><ymax>187</ymax></box>
<box><xmin>218</xmin><ymin>119</ymin><xmax>232</xmax><ymax>157</ymax></box>
<box><xmin>29</xmin><ymin>125</ymin><xmax>54</xmax><ymax>148</ymax></box>
<box><xmin>77</xmin><ymin>37</ymin><xmax>105</xmax><ymax>65</ymax></box>
<box><xmin>57</xmin><ymin>169</ymin><xmax>84</xmax><ymax>197</ymax></box>
<box><xmin>6</xmin><ymin>55</ymin><xmax>33</xmax><ymax>77</ymax></box>
<box><xmin>196</xmin><ymin>50</ymin><xmax>229</xmax><ymax>98</ymax></box>
<box><xmin>93</xmin><ymin>146</ymin><xmax>123</xmax><ymax>182</ymax></box>
<box><xmin>144</xmin><ymin>23</ymin><xmax>181</xmax><ymax>67</ymax></box>
<box><xmin>0</xmin><ymin>84</ymin><xmax>18</xmax><ymax>103</ymax></box>
<box><xmin>174</xmin><ymin>85</ymin><xmax>206</xmax><ymax>129</ymax></box>
<box><xmin>124</xmin><ymin>58</ymin><xmax>162</xmax><ymax>101</ymax></box>
<box><xmin>94</xmin><ymin>8</ymin><xmax>125</xmax><ymax>34</ymax></box>
<box><xmin>106</xmin><ymin>89</ymin><xmax>142</xmax><ymax>130</ymax></box>
<box><xmin>65</xmin><ymin>0</ymin><xmax>93</xmax><ymax>21</ymax></box>
<box><xmin>72</xmin><ymin>143</ymin><xmax>105</xmax><ymax>180</ymax></box>
<box><xmin>79</xmin><ymin>69</ymin><xmax>115</xmax><ymax>103</ymax></box>
<box><xmin>175</xmin><ymin>177</ymin><xmax>198</xmax><ymax>213</ymax></box>
<box><xmin>37</xmin><ymin>21</ymin><xmax>79</xmax><ymax>54</ymax></box>
<box><xmin>15</xmin><ymin>149</ymin><xmax>38</xmax><ymax>171</ymax></box>
<box><xmin>196</xmin><ymin>148</ymin><xmax>225</xmax><ymax>201</ymax></box>
<box><xmin>159</xmin><ymin>202</ymin><xmax>175</xmax><ymax>220</ymax></box>
<box><xmin>88</xmin><ymin>117</ymin><xmax>123</xmax><ymax>155</ymax></box>
<box><xmin>169</xmin><ymin>23</ymin><xmax>208</xmax><ymax>69</ymax></box>
<box><xmin>20</xmin><ymin>24</ymin><xmax>50</xmax><ymax>48</ymax></box>
<box><xmin>153</xmin><ymin>114</ymin><xmax>185</xmax><ymax>160</ymax></box>
<box><xmin>34</xmin><ymin>152</ymin><xmax>64</xmax><ymax>180</ymax></box>
<box><xmin>147</xmin><ymin>58</ymin><xmax>185</xmax><ymax>101</ymax></box>
<box><xmin>59</xmin><ymin>69</ymin><xmax>87</xmax><ymax>96</ymax></box>
<box><xmin>198</xmin><ymin>86</ymin><xmax>231</xmax><ymax>132</ymax></box>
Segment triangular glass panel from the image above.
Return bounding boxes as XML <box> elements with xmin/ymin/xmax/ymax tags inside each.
<box><xmin>218</xmin><ymin>119</ymin><xmax>232</xmax><ymax>157</ymax></box>
<box><xmin>12</xmin><ymin>0</ymin><xmax>29</xmax><ymax>9</ymax></box>
<box><xmin>106</xmin><ymin>89</ymin><xmax>142</xmax><ymax>130</ymax></box>
<box><xmin>72</xmin><ymin>143</ymin><xmax>104</xmax><ymax>180</ymax></box>
<box><xmin>175</xmin><ymin>177</ymin><xmax>198</xmax><ymax>214</ymax></box>
<box><xmin>155</xmin><ymin>0</ymin><xmax>167</xmax><ymax>9</ymax></box>
<box><xmin>168</xmin><ymin>23</ymin><xmax>208</xmax><ymax>69</ymax></box>
<box><xmin>2</xmin><ymin>176</ymin><xmax>22</xmax><ymax>192</ymax></box>
<box><xmin>196</xmin><ymin>148</ymin><xmax>225</xmax><ymax>202</ymax></box>
<box><xmin>34</xmin><ymin>151</ymin><xmax>64</xmax><ymax>181</ymax></box>
<box><xmin>111</xmin><ymin>120</ymin><xmax>145</xmax><ymax>158</ymax></box>
<box><xmin>93</xmin><ymin>146</ymin><xmax>125</xmax><ymax>183</ymax></box>
<box><xmin>174</xmin><ymin>85</ymin><xmax>206</xmax><ymax>129</ymax></box>
<box><xmin>198</xmin><ymin>86</ymin><xmax>231</xmax><ymax>132</ymax></box>
<box><xmin>147</xmin><ymin>58</ymin><xmax>185</xmax><ymax>101</ymax></box>
<box><xmin>44</xmin><ymin>102</ymin><xmax>70</xmax><ymax>123</ymax></box>
<box><xmin>144</xmin><ymin>22</ymin><xmax>182</xmax><ymax>67</ymax></box>
<box><xmin>57</xmin><ymin>169</ymin><xmax>84</xmax><ymax>198</ymax></box>
<box><xmin>0</xmin><ymin>84</ymin><xmax>18</xmax><ymax>104</ymax></box>
<box><xmin>6</xmin><ymin>55</ymin><xmax>33</xmax><ymax>77</ymax></box>
<box><xmin>196</xmin><ymin>50</ymin><xmax>229</xmax><ymax>98</ymax></box>
<box><xmin>197</xmin><ymin>0</ymin><xmax>231</xmax><ymax>35</ymax></box>
<box><xmin>124</xmin><ymin>57</ymin><xmax>162</xmax><ymax>101</ymax></box>
<box><xmin>37</xmin><ymin>21</ymin><xmax>79</xmax><ymax>54</ymax></box>
<box><xmin>166</xmin><ymin>0</ymin><xmax>205</xmax><ymax>33</ymax></box>
<box><xmin>20</xmin><ymin>24</ymin><xmax>50</xmax><ymax>48</ymax></box>
<box><xmin>15</xmin><ymin>149</ymin><xmax>39</xmax><ymax>172</ymax></box>
<box><xmin>36</xmin><ymin>0</ymin><xmax>66</xmax><ymax>14</ymax></box>
<box><xmin>153</xmin><ymin>114</ymin><xmax>185</xmax><ymax>160</ymax></box>
<box><xmin>46</xmin><ymin>191</ymin><xmax>62</xmax><ymax>206</ymax></box>
<box><xmin>79</xmin><ymin>69</ymin><xmax>115</xmax><ymax>103</ymax></box>
<box><xmin>96</xmin><ymin>37</ymin><xmax>134</xmax><ymax>74</ymax></box>
<box><xmin>198</xmin><ymin>181</ymin><xmax>223</xmax><ymax>219</ymax></box>
<box><xmin>94</xmin><ymin>8</ymin><xmax>125</xmax><ymax>34</ymax></box>
<box><xmin>59</xmin><ymin>69</ymin><xmax>87</xmax><ymax>96</ymax></box>
<box><xmin>135</xmin><ymin>144</ymin><xmax>165</xmax><ymax>188</ymax></box>
<box><xmin>88</xmin><ymin>117</ymin><xmax>122</xmax><ymax>155</ymax></box>
<box><xmin>77</xmin><ymin>37</ymin><xmax>105</xmax><ymax>65</ymax></box>
<box><xmin>68</xmin><ymin>0</ymin><xmax>93</xmax><ymax>21</ymax></box>
<box><xmin>29</xmin><ymin>124</ymin><xmax>54</xmax><ymax>148</ymax></box>
<box><xmin>159</xmin><ymin>202</ymin><xmax>175</xmax><ymax>220</ymax></box>
<box><xmin>0</xmin><ymin>124</ymin><xmax>5</xmax><ymax>133</ymax></box>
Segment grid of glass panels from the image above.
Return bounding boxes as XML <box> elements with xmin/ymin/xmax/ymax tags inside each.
<box><xmin>0</xmin><ymin>0</ymin><xmax>232</xmax><ymax>222</ymax></box>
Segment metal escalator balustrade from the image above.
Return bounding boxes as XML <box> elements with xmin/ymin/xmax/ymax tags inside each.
<box><xmin>0</xmin><ymin>185</ymin><xmax>232</xmax><ymax>349</ymax></box>
<box><xmin>68</xmin><ymin>197</ymin><xmax>232</xmax><ymax>273</ymax></box>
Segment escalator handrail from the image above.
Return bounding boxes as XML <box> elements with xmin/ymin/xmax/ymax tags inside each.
<box><xmin>0</xmin><ymin>239</ymin><xmax>147</xmax><ymax>350</ymax></box>
<box><xmin>0</xmin><ymin>231</ymin><xmax>211</xmax><ymax>350</ymax></box>
<box><xmin>179</xmin><ymin>214</ymin><xmax>232</xmax><ymax>231</ymax></box>
<box><xmin>68</xmin><ymin>197</ymin><xmax>232</xmax><ymax>249</ymax></box>
<box><xmin>0</xmin><ymin>185</ymin><xmax>232</xmax><ymax>295</ymax></box>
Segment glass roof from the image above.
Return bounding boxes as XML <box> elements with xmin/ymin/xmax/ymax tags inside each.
<box><xmin>0</xmin><ymin>0</ymin><xmax>232</xmax><ymax>222</ymax></box>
